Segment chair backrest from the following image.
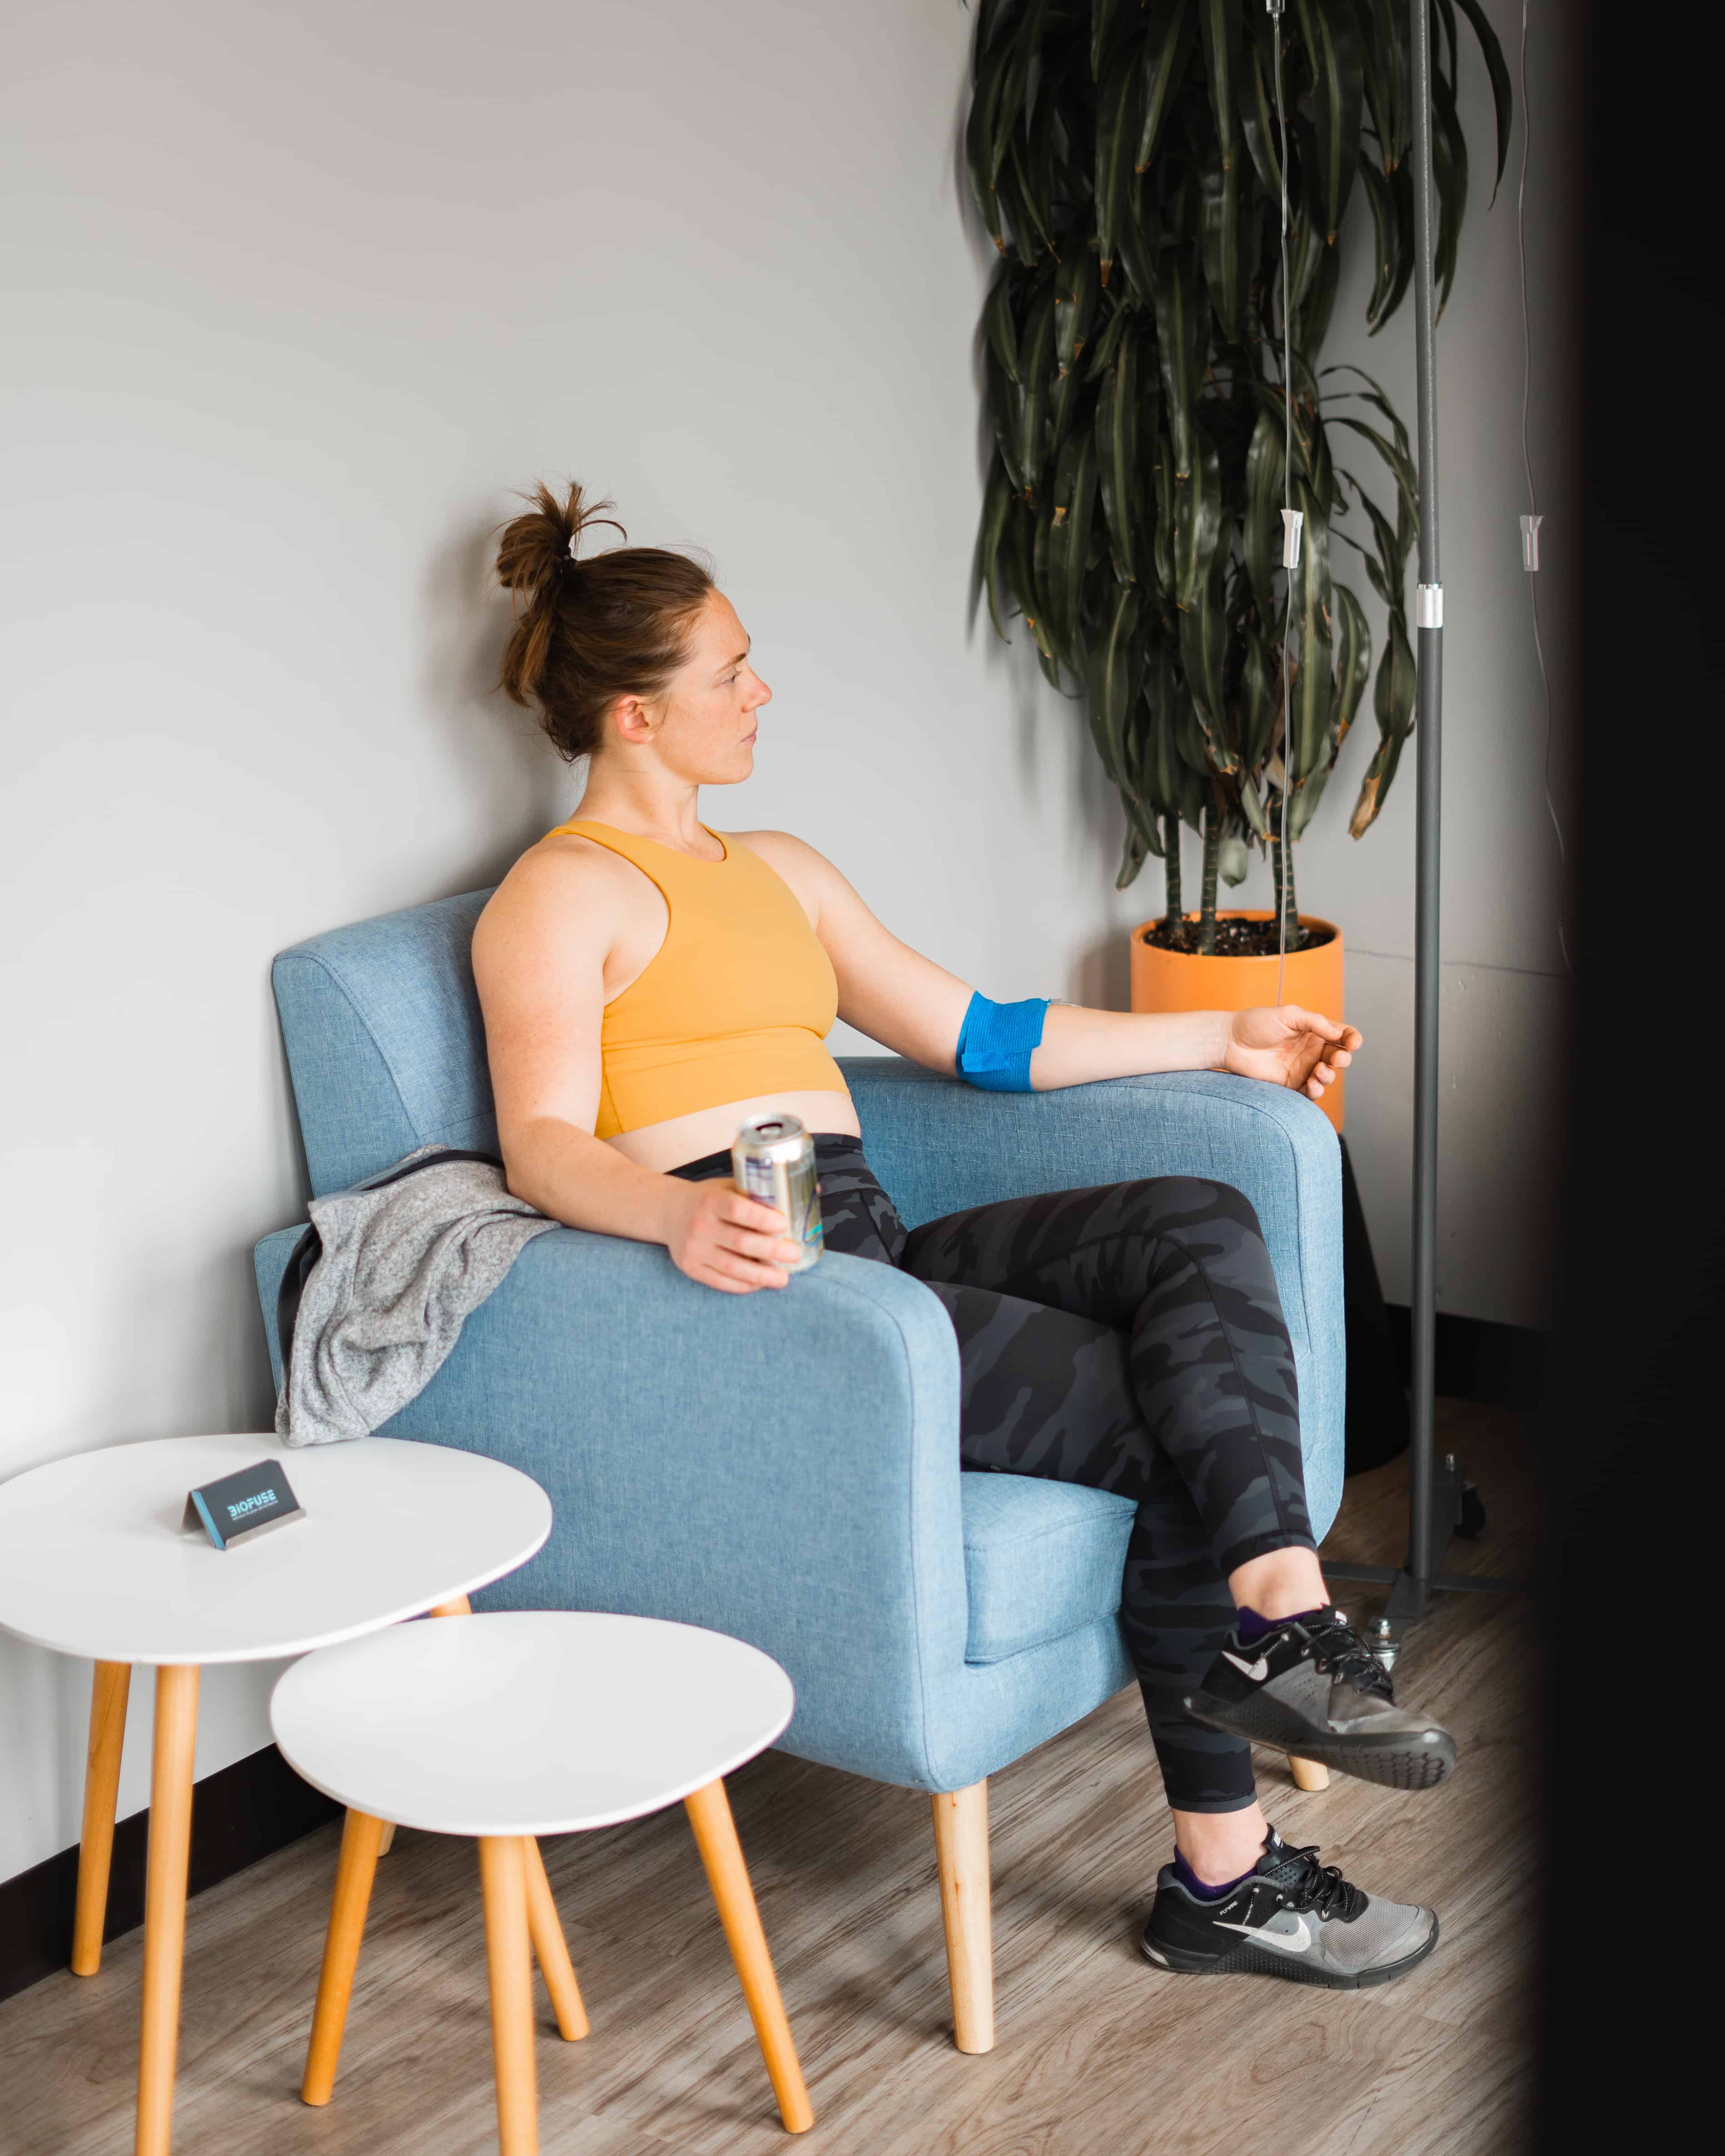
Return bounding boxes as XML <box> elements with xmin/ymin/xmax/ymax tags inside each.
<box><xmin>273</xmin><ymin>890</ymin><xmax>499</xmax><ymax>1195</ymax></box>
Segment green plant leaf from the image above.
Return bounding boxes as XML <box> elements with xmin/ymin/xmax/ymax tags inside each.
<box><xmin>1055</xmin><ymin>244</ymin><xmax>1100</xmax><ymax>375</ymax></box>
<box><xmin>1116</xmin><ymin>819</ymin><xmax>1151</xmax><ymax>889</ymax></box>
<box><xmin>972</xmin><ymin>449</ymin><xmax>1017</xmax><ymax>641</ymax></box>
<box><xmin>1096</xmin><ymin>335</ymin><xmax>1139</xmax><ymax>583</ymax></box>
<box><xmin>1327</xmin><ymin>413</ymin><xmax>1417</xmax><ymax>523</ymax></box>
<box><xmin>1055</xmin><ymin>427</ymin><xmax>1099</xmax><ymax>648</ymax></box>
<box><xmin>964</xmin><ymin>25</ymin><xmax>1016</xmax><ymax>248</ymax></box>
<box><xmin>996</xmin><ymin>0</ymin><xmax>1050</xmax><ymax>182</ymax></box>
<box><xmin>1288</xmin><ymin>761</ymin><xmax>1329</xmax><ymax>838</ymax></box>
<box><xmin>1153</xmin><ymin>246</ymin><xmax>1203</xmax><ymax>480</ymax></box>
<box><xmin>1431</xmin><ymin>52</ymin><xmax>1469</xmax><ymax>312</ymax></box>
<box><xmin>1199</xmin><ymin>144</ymin><xmax>1253</xmax><ymax>346</ymax></box>
<box><xmin>1238</xmin><ymin>625</ymin><xmax>1278</xmax><ymax>770</ymax></box>
<box><xmin>1117</xmin><ymin>177</ymin><xmax>1161</xmax><ymax>306</ymax></box>
<box><xmin>1095</xmin><ymin>44</ymin><xmax>1143</xmax><ymax>287</ymax></box>
<box><xmin>1179</xmin><ymin>535</ymin><xmax>1234</xmax><ymax>765</ymax></box>
<box><xmin>1219</xmin><ymin>831</ymin><xmax>1250</xmax><ymax>885</ymax></box>
<box><xmin>983</xmin><ymin>265</ymin><xmax>1021</xmax><ymax>384</ymax></box>
<box><xmin>1091</xmin><ymin>0</ymin><xmax>1126</xmax><ymax>80</ymax></box>
<box><xmin>1137</xmin><ymin>0</ymin><xmax>1194</xmax><ymax>170</ymax></box>
<box><xmin>1243</xmin><ymin>406</ymin><xmax>1284</xmax><ymax>612</ymax></box>
<box><xmin>1238</xmin><ymin>22</ymin><xmax>1284</xmax><ymax>198</ymax></box>
<box><xmin>1172</xmin><ymin>423</ymin><xmax>1223</xmax><ymax>611</ymax></box>
<box><xmin>1374</xmin><ymin>602</ymin><xmax>1416</xmax><ymax>741</ymax></box>
<box><xmin>1196</xmin><ymin>0</ymin><xmax>1242</xmax><ymax>160</ymax></box>
<box><xmin>1018</xmin><ymin>280</ymin><xmax>1057</xmax><ymax>495</ymax></box>
<box><xmin>1357</xmin><ymin>161</ymin><xmax>1401</xmax><ymax>328</ymax></box>
<box><xmin>985</xmin><ymin>348</ymin><xmax>1027</xmax><ymax>496</ymax></box>
<box><xmin>1294</xmin><ymin>0</ymin><xmax>1364</xmax><ymax>243</ymax></box>
<box><xmin>1348</xmin><ymin>726</ymin><xmax>1405</xmax><ymax>836</ymax></box>
<box><xmin>1332</xmin><ymin>581</ymin><xmax>1372</xmax><ymax>745</ymax></box>
<box><xmin>1084</xmin><ymin>298</ymin><xmax>1131</xmax><ymax>382</ymax></box>
<box><xmin>1450</xmin><ymin>0</ymin><xmax>1513</xmax><ymax>202</ymax></box>
<box><xmin>1088</xmin><ymin>579</ymin><xmax>1143</xmax><ymax>787</ymax></box>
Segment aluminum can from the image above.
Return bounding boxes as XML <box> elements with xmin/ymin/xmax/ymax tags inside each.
<box><xmin>732</xmin><ymin>1114</ymin><xmax>823</xmax><ymax>1272</ymax></box>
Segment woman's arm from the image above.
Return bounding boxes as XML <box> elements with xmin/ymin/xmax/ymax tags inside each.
<box><xmin>745</xmin><ymin>833</ymin><xmax>1358</xmax><ymax>1105</ymax></box>
<box><xmin>472</xmin><ymin>849</ymin><xmax>804</xmax><ymax>1292</ymax></box>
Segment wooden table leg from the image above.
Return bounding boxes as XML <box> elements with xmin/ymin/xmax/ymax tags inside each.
<box><xmin>479</xmin><ymin>1837</ymin><xmax>538</xmax><ymax>2156</ymax></box>
<box><xmin>683</xmin><ymin>1779</ymin><xmax>813</xmax><ymax>2134</ymax></box>
<box><xmin>301</xmin><ymin>1808</ymin><xmax>388</xmax><ymax>2105</ymax></box>
<box><xmin>72</xmin><ymin>1660</ymin><xmax>131</xmax><ymax>1976</ymax></box>
<box><xmin>524</xmin><ymin>1838</ymin><xmax>588</xmax><ymax>2041</ymax></box>
<box><xmin>1290</xmin><ymin>1756</ymin><xmax>1332</xmax><ymax>1791</ymax></box>
<box><xmin>931</xmin><ymin>1782</ymin><xmax>994</xmax><ymax>2055</ymax></box>
<box><xmin>136</xmin><ymin>1664</ymin><xmax>200</xmax><ymax>2156</ymax></box>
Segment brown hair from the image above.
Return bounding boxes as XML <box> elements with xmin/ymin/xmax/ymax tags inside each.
<box><xmin>496</xmin><ymin>481</ymin><xmax>714</xmax><ymax>760</ymax></box>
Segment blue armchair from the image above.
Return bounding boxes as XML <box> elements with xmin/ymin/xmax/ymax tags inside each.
<box><xmin>254</xmin><ymin>889</ymin><xmax>1344</xmax><ymax>2051</ymax></box>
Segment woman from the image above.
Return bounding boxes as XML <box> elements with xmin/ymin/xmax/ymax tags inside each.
<box><xmin>474</xmin><ymin>484</ymin><xmax>1455</xmax><ymax>1990</ymax></box>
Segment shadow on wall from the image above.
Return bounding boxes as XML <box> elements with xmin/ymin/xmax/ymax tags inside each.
<box><xmin>1071</xmin><ymin>931</ymin><xmax>1131</xmax><ymax>1014</ymax></box>
<box><xmin>418</xmin><ymin>512</ymin><xmax>569</xmax><ymax>898</ymax></box>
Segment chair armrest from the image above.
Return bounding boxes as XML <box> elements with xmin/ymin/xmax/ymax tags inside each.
<box><xmin>253</xmin><ymin>1223</ymin><xmax>968</xmax><ymax>1785</ymax></box>
<box><xmin>840</xmin><ymin>1058</ymin><xmax>1346</xmax><ymax>1533</ymax></box>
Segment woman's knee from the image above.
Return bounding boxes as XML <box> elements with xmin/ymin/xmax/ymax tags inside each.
<box><xmin>1140</xmin><ymin>1175</ymin><xmax>1265</xmax><ymax>1244</ymax></box>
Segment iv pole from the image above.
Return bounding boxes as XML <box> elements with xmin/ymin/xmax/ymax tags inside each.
<box><xmin>1322</xmin><ymin>0</ymin><xmax>1524</xmax><ymax>1629</ymax></box>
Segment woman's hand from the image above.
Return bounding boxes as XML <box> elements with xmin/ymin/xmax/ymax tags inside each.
<box><xmin>664</xmin><ymin>1179</ymin><xmax>804</xmax><ymax>1294</ymax></box>
<box><xmin>1220</xmin><ymin>1006</ymin><xmax>1362</xmax><ymax>1102</ymax></box>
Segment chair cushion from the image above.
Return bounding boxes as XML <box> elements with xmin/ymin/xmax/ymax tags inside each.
<box><xmin>959</xmin><ymin>1472</ymin><xmax>1137</xmax><ymax>1664</ymax></box>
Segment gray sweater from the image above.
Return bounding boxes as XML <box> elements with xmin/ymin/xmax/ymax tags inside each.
<box><xmin>275</xmin><ymin>1146</ymin><xmax>558</xmax><ymax>1446</ymax></box>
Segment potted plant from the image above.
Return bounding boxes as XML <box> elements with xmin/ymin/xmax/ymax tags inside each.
<box><xmin>964</xmin><ymin>0</ymin><xmax>1510</xmax><ymax>1131</ymax></box>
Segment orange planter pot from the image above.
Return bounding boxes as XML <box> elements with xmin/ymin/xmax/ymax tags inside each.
<box><xmin>1129</xmin><ymin>910</ymin><xmax>1347</xmax><ymax>1133</ymax></box>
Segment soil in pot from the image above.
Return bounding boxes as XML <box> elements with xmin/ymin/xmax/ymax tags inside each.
<box><xmin>1140</xmin><ymin>916</ymin><xmax>1337</xmax><ymax>958</ymax></box>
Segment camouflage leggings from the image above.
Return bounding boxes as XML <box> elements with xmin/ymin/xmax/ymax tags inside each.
<box><xmin>675</xmin><ymin>1134</ymin><xmax>1314</xmax><ymax>1811</ymax></box>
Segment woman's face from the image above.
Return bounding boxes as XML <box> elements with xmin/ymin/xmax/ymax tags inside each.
<box><xmin>620</xmin><ymin>588</ymin><xmax>772</xmax><ymax>785</ymax></box>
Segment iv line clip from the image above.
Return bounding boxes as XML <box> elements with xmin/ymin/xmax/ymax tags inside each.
<box><xmin>1520</xmin><ymin>514</ymin><xmax>1543</xmax><ymax>571</ymax></box>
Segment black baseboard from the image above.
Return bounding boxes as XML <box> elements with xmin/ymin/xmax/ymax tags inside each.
<box><xmin>0</xmin><ymin>1742</ymin><xmax>338</xmax><ymax>2007</ymax></box>
<box><xmin>1386</xmin><ymin>1304</ymin><xmax>1549</xmax><ymax>1411</ymax></box>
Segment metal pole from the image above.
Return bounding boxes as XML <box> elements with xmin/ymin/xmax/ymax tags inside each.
<box><xmin>1407</xmin><ymin>0</ymin><xmax>1444</xmax><ymax>1612</ymax></box>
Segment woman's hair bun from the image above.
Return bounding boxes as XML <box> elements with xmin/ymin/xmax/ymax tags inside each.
<box><xmin>494</xmin><ymin>481</ymin><xmax>624</xmax><ymax>600</ymax></box>
<box><xmin>495</xmin><ymin>478</ymin><xmax>715</xmax><ymax>762</ymax></box>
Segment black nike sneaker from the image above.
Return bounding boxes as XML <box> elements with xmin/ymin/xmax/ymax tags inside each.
<box><xmin>1140</xmin><ymin>1828</ymin><xmax>1439</xmax><ymax>1989</ymax></box>
<box><xmin>1183</xmin><ymin>1607</ymin><xmax>1457</xmax><ymax>1791</ymax></box>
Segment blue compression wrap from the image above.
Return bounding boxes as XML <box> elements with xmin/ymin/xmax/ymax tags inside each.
<box><xmin>955</xmin><ymin>992</ymin><xmax>1049</xmax><ymax>1093</ymax></box>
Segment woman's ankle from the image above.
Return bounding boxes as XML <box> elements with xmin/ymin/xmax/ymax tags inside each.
<box><xmin>1172</xmin><ymin>1802</ymin><xmax>1269</xmax><ymax>1887</ymax></box>
<box><xmin>1227</xmin><ymin>1547</ymin><xmax>1327</xmax><ymax>1623</ymax></box>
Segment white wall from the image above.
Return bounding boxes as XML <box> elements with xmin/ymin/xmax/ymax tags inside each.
<box><xmin>0</xmin><ymin>0</ymin><xmax>1575</xmax><ymax>1883</ymax></box>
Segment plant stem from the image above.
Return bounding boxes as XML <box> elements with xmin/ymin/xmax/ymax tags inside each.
<box><xmin>1163</xmin><ymin>812</ymin><xmax>1184</xmax><ymax>943</ymax></box>
<box><xmin>1198</xmin><ymin>806</ymin><xmax>1220</xmax><ymax>955</ymax></box>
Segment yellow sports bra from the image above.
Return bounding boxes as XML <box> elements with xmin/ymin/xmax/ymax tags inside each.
<box><xmin>547</xmin><ymin>819</ymin><xmax>845</xmax><ymax>1139</ymax></box>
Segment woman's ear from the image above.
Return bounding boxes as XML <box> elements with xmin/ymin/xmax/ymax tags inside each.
<box><xmin>609</xmin><ymin>692</ymin><xmax>656</xmax><ymax>746</ymax></box>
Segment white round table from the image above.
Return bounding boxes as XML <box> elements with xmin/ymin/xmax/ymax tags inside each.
<box><xmin>0</xmin><ymin>1433</ymin><xmax>551</xmax><ymax>2156</ymax></box>
<box><xmin>271</xmin><ymin>1611</ymin><xmax>810</xmax><ymax>2147</ymax></box>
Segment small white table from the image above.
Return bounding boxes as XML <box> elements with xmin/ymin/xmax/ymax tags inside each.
<box><xmin>271</xmin><ymin>1610</ymin><xmax>811</xmax><ymax>2148</ymax></box>
<box><xmin>0</xmin><ymin>1432</ymin><xmax>551</xmax><ymax>2156</ymax></box>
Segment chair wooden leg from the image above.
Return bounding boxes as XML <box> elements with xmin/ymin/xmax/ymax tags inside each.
<box><xmin>931</xmin><ymin>1782</ymin><xmax>994</xmax><ymax>2055</ymax></box>
<box><xmin>72</xmin><ymin>1660</ymin><xmax>131</xmax><ymax>1976</ymax></box>
<box><xmin>523</xmin><ymin>1838</ymin><xmax>588</xmax><ymax>2041</ymax></box>
<box><xmin>1290</xmin><ymin>1756</ymin><xmax>1331</xmax><ymax>1791</ymax></box>
<box><xmin>136</xmin><ymin>1663</ymin><xmax>200</xmax><ymax>2156</ymax></box>
<box><xmin>479</xmin><ymin>1837</ymin><xmax>538</xmax><ymax>2156</ymax></box>
<box><xmin>430</xmin><ymin>1594</ymin><xmax>472</xmax><ymax>1618</ymax></box>
<box><xmin>683</xmin><ymin>1779</ymin><xmax>813</xmax><ymax>2134</ymax></box>
<box><xmin>301</xmin><ymin>1808</ymin><xmax>388</xmax><ymax>2105</ymax></box>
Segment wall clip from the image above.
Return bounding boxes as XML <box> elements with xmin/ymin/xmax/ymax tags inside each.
<box><xmin>1416</xmin><ymin>583</ymin><xmax>1444</xmax><ymax>629</ymax></box>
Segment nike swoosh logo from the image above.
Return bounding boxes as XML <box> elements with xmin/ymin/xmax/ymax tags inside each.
<box><xmin>1222</xmin><ymin>1650</ymin><xmax>1270</xmax><ymax>1681</ymax></box>
<box><xmin>1215</xmin><ymin>1913</ymin><xmax>1312</xmax><ymax>1954</ymax></box>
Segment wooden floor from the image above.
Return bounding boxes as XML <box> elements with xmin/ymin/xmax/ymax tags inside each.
<box><xmin>0</xmin><ymin>1401</ymin><xmax>1541</xmax><ymax>2156</ymax></box>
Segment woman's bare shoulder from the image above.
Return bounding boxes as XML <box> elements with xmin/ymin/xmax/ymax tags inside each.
<box><xmin>476</xmin><ymin>829</ymin><xmax>646</xmax><ymax>957</ymax></box>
